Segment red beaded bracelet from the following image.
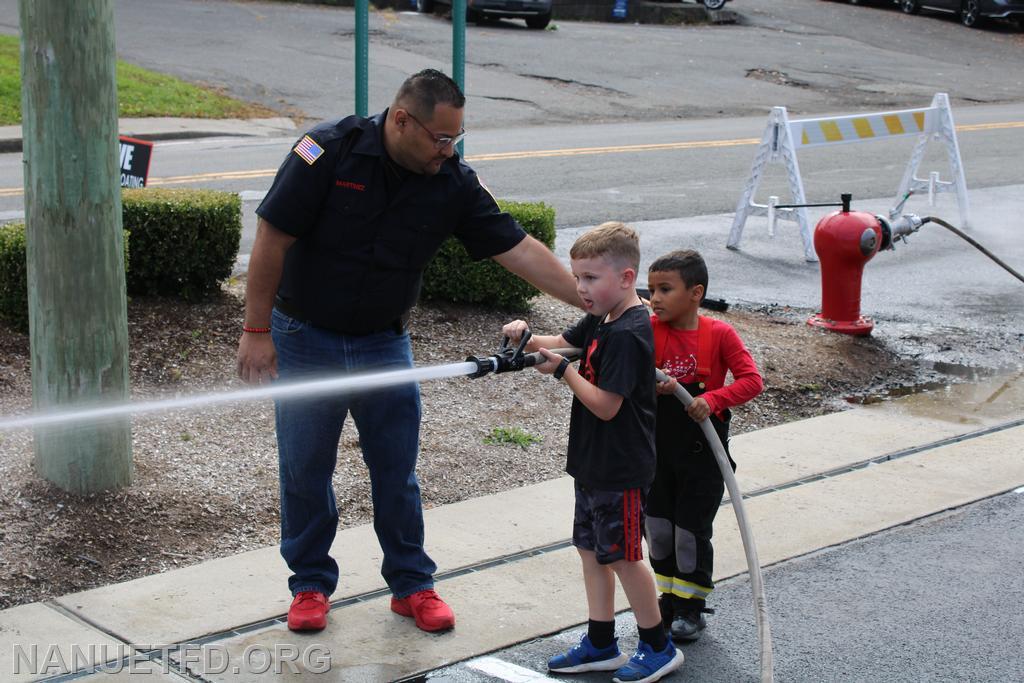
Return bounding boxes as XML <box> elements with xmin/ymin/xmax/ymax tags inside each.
<box><xmin>243</xmin><ymin>326</ymin><xmax>271</xmax><ymax>334</ymax></box>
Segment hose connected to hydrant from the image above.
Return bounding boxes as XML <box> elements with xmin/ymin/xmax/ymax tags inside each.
<box><xmin>923</xmin><ymin>216</ymin><xmax>1024</xmax><ymax>285</ymax></box>
<box><xmin>880</xmin><ymin>212</ymin><xmax>1024</xmax><ymax>284</ymax></box>
<box><xmin>470</xmin><ymin>338</ymin><xmax>775</xmax><ymax>683</ymax></box>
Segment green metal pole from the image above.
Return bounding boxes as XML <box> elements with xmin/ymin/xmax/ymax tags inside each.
<box><xmin>452</xmin><ymin>0</ymin><xmax>466</xmax><ymax>156</ymax></box>
<box><xmin>19</xmin><ymin>0</ymin><xmax>132</xmax><ymax>494</ymax></box>
<box><xmin>355</xmin><ymin>0</ymin><xmax>369</xmax><ymax>116</ymax></box>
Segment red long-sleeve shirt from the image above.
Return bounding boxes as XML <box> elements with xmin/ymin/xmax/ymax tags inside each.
<box><xmin>651</xmin><ymin>315</ymin><xmax>763</xmax><ymax>417</ymax></box>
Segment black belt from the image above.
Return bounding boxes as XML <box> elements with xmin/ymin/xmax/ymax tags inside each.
<box><xmin>274</xmin><ymin>297</ymin><xmax>406</xmax><ymax>336</ymax></box>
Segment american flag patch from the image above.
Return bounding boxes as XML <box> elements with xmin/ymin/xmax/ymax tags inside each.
<box><xmin>293</xmin><ymin>135</ymin><xmax>324</xmax><ymax>165</ymax></box>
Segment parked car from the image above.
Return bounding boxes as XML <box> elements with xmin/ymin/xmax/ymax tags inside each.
<box><xmin>418</xmin><ymin>0</ymin><xmax>553</xmax><ymax>29</ymax></box>
<box><xmin>896</xmin><ymin>0</ymin><xmax>1024</xmax><ymax>27</ymax></box>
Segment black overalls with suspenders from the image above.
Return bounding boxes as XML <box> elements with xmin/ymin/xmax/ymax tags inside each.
<box><xmin>645</xmin><ymin>316</ymin><xmax>735</xmax><ymax>612</ymax></box>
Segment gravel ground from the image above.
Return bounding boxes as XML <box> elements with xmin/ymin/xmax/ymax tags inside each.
<box><xmin>0</xmin><ymin>279</ymin><xmax>927</xmax><ymax>610</ymax></box>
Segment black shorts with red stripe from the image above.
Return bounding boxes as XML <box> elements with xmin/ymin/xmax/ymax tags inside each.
<box><xmin>572</xmin><ymin>483</ymin><xmax>647</xmax><ymax>565</ymax></box>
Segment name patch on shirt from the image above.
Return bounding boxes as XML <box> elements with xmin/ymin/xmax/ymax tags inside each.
<box><xmin>293</xmin><ymin>135</ymin><xmax>325</xmax><ymax>165</ymax></box>
<box><xmin>336</xmin><ymin>180</ymin><xmax>366</xmax><ymax>191</ymax></box>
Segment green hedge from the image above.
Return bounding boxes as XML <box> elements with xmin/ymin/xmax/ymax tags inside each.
<box><xmin>122</xmin><ymin>188</ymin><xmax>241</xmax><ymax>300</ymax></box>
<box><xmin>0</xmin><ymin>222</ymin><xmax>27</xmax><ymax>330</ymax></box>
<box><xmin>0</xmin><ymin>223</ymin><xmax>130</xmax><ymax>332</ymax></box>
<box><xmin>422</xmin><ymin>200</ymin><xmax>557</xmax><ymax>311</ymax></box>
<box><xmin>0</xmin><ymin>188</ymin><xmax>240</xmax><ymax>331</ymax></box>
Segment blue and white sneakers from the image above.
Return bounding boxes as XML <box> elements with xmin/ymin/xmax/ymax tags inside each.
<box><xmin>548</xmin><ymin>634</ymin><xmax>630</xmax><ymax>673</ymax></box>
<box><xmin>611</xmin><ymin>640</ymin><xmax>685</xmax><ymax>683</ymax></box>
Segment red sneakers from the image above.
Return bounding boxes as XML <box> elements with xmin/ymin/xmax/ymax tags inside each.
<box><xmin>287</xmin><ymin>591</ymin><xmax>330</xmax><ymax>632</ymax></box>
<box><xmin>390</xmin><ymin>589</ymin><xmax>455</xmax><ymax>632</ymax></box>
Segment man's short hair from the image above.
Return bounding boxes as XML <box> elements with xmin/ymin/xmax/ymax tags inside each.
<box><xmin>570</xmin><ymin>221</ymin><xmax>641</xmax><ymax>272</ymax></box>
<box><xmin>394</xmin><ymin>69</ymin><xmax>466</xmax><ymax>119</ymax></box>
<box><xmin>649</xmin><ymin>249</ymin><xmax>708</xmax><ymax>292</ymax></box>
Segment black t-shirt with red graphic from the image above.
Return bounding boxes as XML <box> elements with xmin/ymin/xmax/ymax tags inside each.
<box><xmin>561</xmin><ymin>305</ymin><xmax>656</xmax><ymax>491</ymax></box>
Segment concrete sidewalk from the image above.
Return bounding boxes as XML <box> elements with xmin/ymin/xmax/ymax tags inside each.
<box><xmin>2</xmin><ymin>371</ymin><xmax>1021</xmax><ymax>682</ymax></box>
<box><xmin>0</xmin><ymin>117</ymin><xmax>296</xmax><ymax>153</ymax></box>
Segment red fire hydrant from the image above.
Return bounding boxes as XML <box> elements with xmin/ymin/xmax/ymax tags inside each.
<box><xmin>807</xmin><ymin>197</ymin><xmax>884</xmax><ymax>336</ymax></box>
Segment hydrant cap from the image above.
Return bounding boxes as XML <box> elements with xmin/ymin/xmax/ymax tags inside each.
<box><xmin>859</xmin><ymin>228</ymin><xmax>878</xmax><ymax>256</ymax></box>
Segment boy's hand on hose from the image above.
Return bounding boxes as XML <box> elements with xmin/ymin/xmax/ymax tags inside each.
<box><xmin>501</xmin><ymin>319</ymin><xmax>530</xmax><ymax>344</ymax></box>
<box><xmin>534</xmin><ymin>347</ymin><xmax>563</xmax><ymax>375</ymax></box>
<box><xmin>655</xmin><ymin>372</ymin><xmax>678</xmax><ymax>396</ymax></box>
<box><xmin>687</xmin><ymin>396</ymin><xmax>711</xmax><ymax>422</ymax></box>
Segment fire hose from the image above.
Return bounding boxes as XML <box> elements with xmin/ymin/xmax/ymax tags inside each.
<box><xmin>921</xmin><ymin>216</ymin><xmax>1024</xmax><ymax>285</ymax></box>
<box><xmin>468</xmin><ymin>332</ymin><xmax>775</xmax><ymax>683</ymax></box>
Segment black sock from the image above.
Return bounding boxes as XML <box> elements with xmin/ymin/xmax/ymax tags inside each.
<box><xmin>638</xmin><ymin>623</ymin><xmax>668</xmax><ymax>652</ymax></box>
<box><xmin>587</xmin><ymin>619</ymin><xmax>615</xmax><ymax>650</ymax></box>
<box><xmin>658</xmin><ymin>593</ymin><xmax>676</xmax><ymax>627</ymax></box>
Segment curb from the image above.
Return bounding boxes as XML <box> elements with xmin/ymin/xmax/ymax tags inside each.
<box><xmin>0</xmin><ymin>117</ymin><xmax>298</xmax><ymax>155</ymax></box>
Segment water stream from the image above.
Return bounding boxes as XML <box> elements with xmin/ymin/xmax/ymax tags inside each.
<box><xmin>0</xmin><ymin>361</ymin><xmax>480</xmax><ymax>433</ymax></box>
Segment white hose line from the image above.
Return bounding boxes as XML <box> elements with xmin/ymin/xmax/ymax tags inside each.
<box><xmin>657</xmin><ymin>368</ymin><xmax>774</xmax><ymax>683</ymax></box>
<box><xmin>0</xmin><ymin>361</ymin><xmax>479</xmax><ymax>433</ymax></box>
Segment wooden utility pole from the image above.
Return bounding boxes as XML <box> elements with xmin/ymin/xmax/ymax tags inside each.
<box><xmin>19</xmin><ymin>0</ymin><xmax>132</xmax><ymax>493</ymax></box>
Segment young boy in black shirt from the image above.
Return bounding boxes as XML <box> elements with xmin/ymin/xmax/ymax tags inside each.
<box><xmin>502</xmin><ymin>222</ymin><xmax>684</xmax><ymax>683</ymax></box>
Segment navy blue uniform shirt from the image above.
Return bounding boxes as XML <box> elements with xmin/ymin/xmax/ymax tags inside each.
<box><xmin>257</xmin><ymin>110</ymin><xmax>526</xmax><ymax>335</ymax></box>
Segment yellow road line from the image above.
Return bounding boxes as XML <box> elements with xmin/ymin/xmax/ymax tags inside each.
<box><xmin>465</xmin><ymin>137</ymin><xmax>760</xmax><ymax>162</ymax></box>
<box><xmin>147</xmin><ymin>169</ymin><xmax>279</xmax><ymax>186</ymax></box>
<box><xmin>957</xmin><ymin>121</ymin><xmax>1024</xmax><ymax>132</ymax></box>
<box><xmin>1</xmin><ymin>120</ymin><xmax>1022</xmax><ymax>197</ymax></box>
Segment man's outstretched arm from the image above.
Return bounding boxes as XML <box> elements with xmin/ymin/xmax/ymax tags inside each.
<box><xmin>492</xmin><ymin>235</ymin><xmax>582</xmax><ymax>309</ymax></box>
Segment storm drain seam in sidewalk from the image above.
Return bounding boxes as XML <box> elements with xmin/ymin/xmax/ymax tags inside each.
<box><xmin>34</xmin><ymin>645</ymin><xmax>205</xmax><ymax>683</ymax></box>
<box><xmin>728</xmin><ymin>416</ymin><xmax>1024</xmax><ymax>504</ymax></box>
<box><xmin>32</xmin><ymin>418</ymin><xmax>1022</xmax><ymax>682</ymax></box>
<box><xmin>33</xmin><ymin>603</ymin><xmax>203</xmax><ymax>683</ymax></box>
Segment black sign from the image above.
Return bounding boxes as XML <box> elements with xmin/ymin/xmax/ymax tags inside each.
<box><xmin>118</xmin><ymin>136</ymin><xmax>154</xmax><ymax>188</ymax></box>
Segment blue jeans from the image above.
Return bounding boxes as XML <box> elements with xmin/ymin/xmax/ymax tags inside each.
<box><xmin>272</xmin><ymin>308</ymin><xmax>437</xmax><ymax>599</ymax></box>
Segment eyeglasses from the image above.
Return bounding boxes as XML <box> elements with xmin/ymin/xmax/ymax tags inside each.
<box><xmin>405</xmin><ymin>111</ymin><xmax>466</xmax><ymax>150</ymax></box>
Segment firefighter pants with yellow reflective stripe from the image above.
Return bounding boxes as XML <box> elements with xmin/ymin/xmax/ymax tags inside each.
<box><xmin>645</xmin><ymin>391</ymin><xmax>733</xmax><ymax>609</ymax></box>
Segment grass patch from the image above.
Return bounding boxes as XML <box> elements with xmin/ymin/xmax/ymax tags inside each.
<box><xmin>0</xmin><ymin>34</ymin><xmax>273</xmax><ymax>125</ymax></box>
<box><xmin>484</xmin><ymin>426</ymin><xmax>543</xmax><ymax>450</ymax></box>
<box><xmin>0</xmin><ymin>36</ymin><xmax>19</xmax><ymax>125</ymax></box>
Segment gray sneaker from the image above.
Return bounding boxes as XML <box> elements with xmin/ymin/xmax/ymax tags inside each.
<box><xmin>670</xmin><ymin>610</ymin><xmax>707</xmax><ymax>642</ymax></box>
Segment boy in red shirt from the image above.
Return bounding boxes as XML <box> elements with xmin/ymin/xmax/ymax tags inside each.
<box><xmin>645</xmin><ymin>249</ymin><xmax>763</xmax><ymax>643</ymax></box>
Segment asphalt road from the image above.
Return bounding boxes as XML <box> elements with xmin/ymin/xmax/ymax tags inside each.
<box><xmin>2</xmin><ymin>104</ymin><xmax>1024</xmax><ymax>228</ymax></box>
<box><xmin>2</xmin><ymin>0</ymin><xmax>1024</xmax><ymax>130</ymax></box>
<box><xmin>3</xmin><ymin>0</ymin><xmax>1024</xmax><ymax>226</ymax></box>
<box><xmin>425</xmin><ymin>489</ymin><xmax>1024</xmax><ymax>683</ymax></box>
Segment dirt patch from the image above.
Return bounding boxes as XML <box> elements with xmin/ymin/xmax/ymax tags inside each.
<box><xmin>0</xmin><ymin>281</ymin><xmax>924</xmax><ymax>610</ymax></box>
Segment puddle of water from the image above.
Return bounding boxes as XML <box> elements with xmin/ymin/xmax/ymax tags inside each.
<box><xmin>851</xmin><ymin>366</ymin><xmax>1024</xmax><ymax>426</ymax></box>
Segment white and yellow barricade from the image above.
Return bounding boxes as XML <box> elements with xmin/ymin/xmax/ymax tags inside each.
<box><xmin>728</xmin><ymin>93</ymin><xmax>970</xmax><ymax>262</ymax></box>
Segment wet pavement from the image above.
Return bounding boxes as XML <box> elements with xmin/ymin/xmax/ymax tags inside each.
<box><xmin>428</xmin><ymin>489</ymin><xmax>1024</xmax><ymax>683</ymax></box>
<box><xmin>554</xmin><ymin>184</ymin><xmax>1024</xmax><ymax>373</ymax></box>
